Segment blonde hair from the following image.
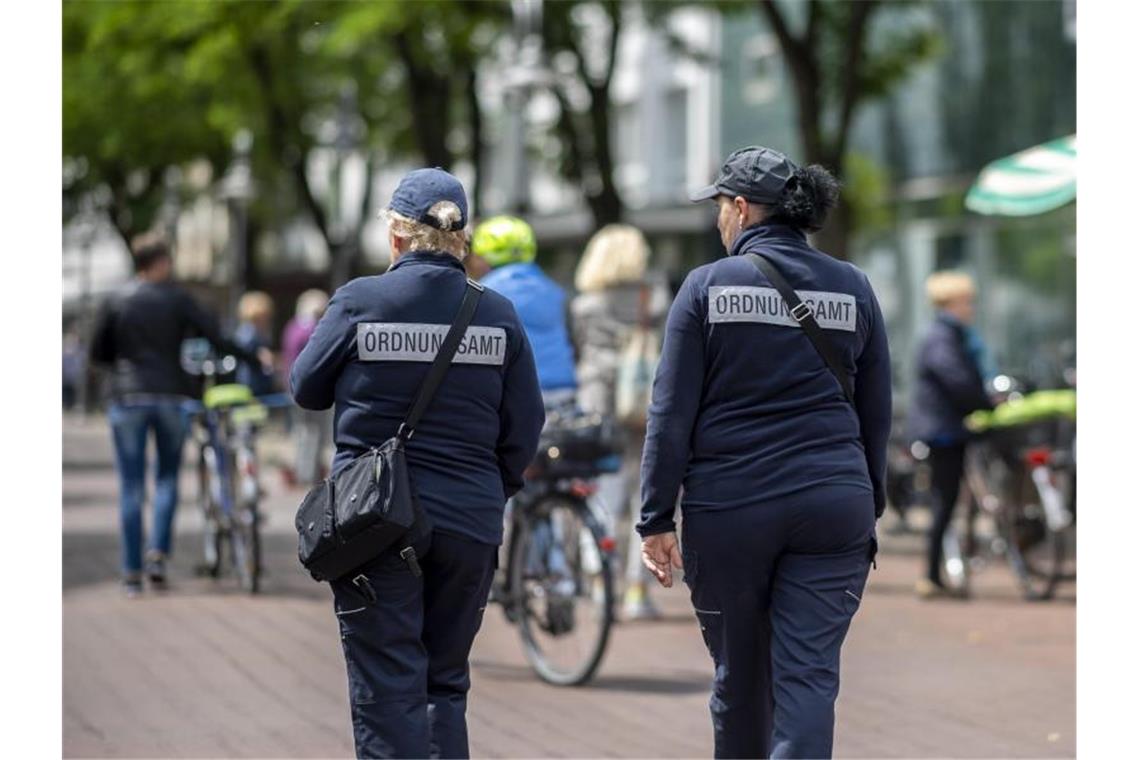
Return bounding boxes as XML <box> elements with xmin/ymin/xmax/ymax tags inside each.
<box><xmin>384</xmin><ymin>203</ymin><xmax>467</xmax><ymax>258</ymax></box>
<box><xmin>926</xmin><ymin>271</ymin><xmax>976</xmax><ymax>308</ymax></box>
<box><xmin>238</xmin><ymin>291</ymin><xmax>274</xmax><ymax>323</ymax></box>
<box><xmin>574</xmin><ymin>224</ymin><xmax>651</xmax><ymax>293</ymax></box>
<box><xmin>295</xmin><ymin>289</ymin><xmax>328</xmax><ymax>320</ymax></box>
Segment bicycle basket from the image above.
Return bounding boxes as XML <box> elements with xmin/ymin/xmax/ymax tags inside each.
<box><xmin>530</xmin><ymin>410</ymin><xmax>621</xmax><ymax>479</ymax></box>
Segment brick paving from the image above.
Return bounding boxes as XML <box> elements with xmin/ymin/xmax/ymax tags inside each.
<box><xmin>63</xmin><ymin>415</ymin><xmax>1075</xmax><ymax>758</ymax></box>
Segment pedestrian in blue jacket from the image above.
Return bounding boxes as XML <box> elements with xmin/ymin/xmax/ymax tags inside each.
<box><xmin>469</xmin><ymin>215</ymin><xmax>578</xmax><ymax>404</ymax></box>
<box><xmin>909</xmin><ymin>271</ymin><xmax>994</xmax><ymax>599</ymax></box>
<box><xmin>639</xmin><ymin>146</ymin><xmax>892</xmax><ymax>759</ymax></box>
<box><xmin>290</xmin><ymin>168</ymin><xmax>545</xmax><ymax>759</ymax></box>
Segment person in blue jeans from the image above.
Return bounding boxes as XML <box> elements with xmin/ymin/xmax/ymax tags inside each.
<box><xmin>90</xmin><ymin>233</ymin><xmax>266</xmax><ymax>596</ymax></box>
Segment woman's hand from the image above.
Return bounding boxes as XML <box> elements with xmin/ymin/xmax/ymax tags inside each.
<box><xmin>641</xmin><ymin>532</ymin><xmax>684</xmax><ymax>588</ymax></box>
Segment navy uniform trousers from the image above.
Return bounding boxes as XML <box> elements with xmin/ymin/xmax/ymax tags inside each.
<box><xmin>330</xmin><ymin>529</ymin><xmax>497</xmax><ymax>759</ymax></box>
<box><xmin>681</xmin><ymin>485</ymin><xmax>877</xmax><ymax>759</ymax></box>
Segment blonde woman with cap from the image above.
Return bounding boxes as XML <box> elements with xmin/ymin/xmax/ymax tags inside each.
<box><xmin>291</xmin><ymin>168</ymin><xmax>544</xmax><ymax>758</ymax></box>
<box><xmin>571</xmin><ymin>223</ymin><xmax>670</xmax><ymax>620</ymax></box>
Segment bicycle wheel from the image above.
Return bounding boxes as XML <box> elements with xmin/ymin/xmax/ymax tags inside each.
<box><xmin>1001</xmin><ymin>468</ymin><xmax>1065</xmax><ymax>601</ymax></box>
<box><xmin>229</xmin><ymin>459</ymin><xmax>261</xmax><ymax>595</ymax></box>
<box><xmin>198</xmin><ymin>447</ymin><xmax>224</xmax><ymax>578</ymax></box>
<box><xmin>229</xmin><ymin>504</ymin><xmax>261</xmax><ymax>594</ymax></box>
<box><xmin>510</xmin><ymin>496</ymin><xmax>614</xmax><ymax>686</ymax></box>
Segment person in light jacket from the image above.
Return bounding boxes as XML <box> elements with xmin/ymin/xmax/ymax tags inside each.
<box><xmin>571</xmin><ymin>223</ymin><xmax>670</xmax><ymax>620</ymax></box>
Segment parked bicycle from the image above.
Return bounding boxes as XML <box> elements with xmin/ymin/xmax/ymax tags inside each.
<box><xmin>942</xmin><ymin>386</ymin><xmax>1076</xmax><ymax>601</ymax></box>
<box><xmin>181</xmin><ymin>339</ymin><xmax>289</xmax><ymax>594</ymax></box>
<box><xmin>490</xmin><ymin>408</ymin><xmax>620</xmax><ymax>686</ymax></box>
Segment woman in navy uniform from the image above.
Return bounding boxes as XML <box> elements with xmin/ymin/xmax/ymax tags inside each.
<box><xmin>639</xmin><ymin>146</ymin><xmax>892</xmax><ymax>759</ymax></box>
<box><xmin>291</xmin><ymin>169</ymin><xmax>545</xmax><ymax>759</ymax></box>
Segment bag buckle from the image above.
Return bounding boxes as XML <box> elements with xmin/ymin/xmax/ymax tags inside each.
<box><xmin>790</xmin><ymin>302</ymin><xmax>812</xmax><ymax>323</ymax></box>
<box><xmin>399</xmin><ymin>546</ymin><xmax>423</xmax><ymax>578</ymax></box>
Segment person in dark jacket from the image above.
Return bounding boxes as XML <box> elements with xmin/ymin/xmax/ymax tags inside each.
<box><xmin>909</xmin><ymin>271</ymin><xmax>994</xmax><ymax>599</ymax></box>
<box><xmin>638</xmin><ymin>146</ymin><xmax>892</xmax><ymax>759</ymax></box>
<box><xmin>290</xmin><ymin>168</ymin><xmax>545</xmax><ymax>759</ymax></box>
<box><xmin>89</xmin><ymin>233</ymin><xmax>266</xmax><ymax>596</ymax></box>
<box><xmin>233</xmin><ymin>291</ymin><xmax>278</xmax><ymax>396</ymax></box>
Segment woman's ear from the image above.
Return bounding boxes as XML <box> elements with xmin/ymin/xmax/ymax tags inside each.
<box><xmin>733</xmin><ymin>196</ymin><xmax>750</xmax><ymax>218</ymax></box>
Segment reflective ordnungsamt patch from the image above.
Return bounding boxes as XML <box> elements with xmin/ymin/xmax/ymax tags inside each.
<box><xmin>356</xmin><ymin>323</ymin><xmax>507</xmax><ymax>365</ymax></box>
<box><xmin>708</xmin><ymin>286</ymin><xmax>857</xmax><ymax>332</ymax></box>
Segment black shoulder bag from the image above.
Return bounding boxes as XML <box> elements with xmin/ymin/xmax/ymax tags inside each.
<box><xmin>295</xmin><ymin>279</ymin><xmax>485</xmax><ymax>583</ymax></box>
<box><xmin>745</xmin><ymin>252</ymin><xmax>855</xmax><ymax>405</ymax></box>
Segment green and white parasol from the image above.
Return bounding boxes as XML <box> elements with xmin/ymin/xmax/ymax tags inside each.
<box><xmin>965</xmin><ymin>135</ymin><xmax>1076</xmax><ymax>216</ymax></box>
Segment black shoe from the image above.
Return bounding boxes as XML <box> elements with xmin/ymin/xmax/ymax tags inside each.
<box><xmin>145</xmin><ymin>551</ymin><xmax>168</xmax><ymax>590</ymax></box>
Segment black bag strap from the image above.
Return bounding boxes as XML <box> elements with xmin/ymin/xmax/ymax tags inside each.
<box><xmin>745</xmin><ymin>252</ymin><xmax>856</xmax><ymax>406</ymax></box>
<box><xmin>397</xmin><ymin>279</ymin><xmax>485</xmax><ymax>440</ymax></box>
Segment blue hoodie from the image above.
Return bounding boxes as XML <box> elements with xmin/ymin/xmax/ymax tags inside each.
<box><xmin>481</xmin><ymin>262</ymin><xmax>577</xmax><ymax>392</ymax></box>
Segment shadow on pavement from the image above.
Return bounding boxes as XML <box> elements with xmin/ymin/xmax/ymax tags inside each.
<box><xmin>64</xmin><ymin>529</ymin><xmax>329</xmax><ymax>602</ymax></box>
<box><xmin>60</xmin><ymin>459</ymin><xmax>117</xmax><ymax>473</ymax></box>
<box><xmin>471</xmin><ymin>659</ymin><xmax>708</xmax><ymax>695</ymax></box>
<box><xmin>587</xmin><ymin>673</ymin><xmax>709</xmax><ymax>695</ymax></box>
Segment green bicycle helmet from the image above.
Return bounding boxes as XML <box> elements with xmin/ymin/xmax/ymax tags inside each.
<box><xmin>470</xmin><ymin>215</ymin><xmax>537</xmax><ymax>267</ymax></box>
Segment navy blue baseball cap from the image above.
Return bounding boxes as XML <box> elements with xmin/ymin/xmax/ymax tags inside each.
<box><xmin>690</xmin><ymin>146</ymin><xmax>799</xmax><ymax>205</ymax></box>
<box><xmin>386</xmin><ymin>167</ymin><xmax>468</xmax><ymax>231</ymax></box>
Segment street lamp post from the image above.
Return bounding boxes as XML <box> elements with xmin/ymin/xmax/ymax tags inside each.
<box><xmin>503</xmin><ymin>0</ymin><xmax>549</xmax><ymax>215</ymax></box>
<box><xmin>220</xmin><ymin>129</ymin><xmax>255</xmax><ymax>322</ymax></box>
<box><xmin>76</xmin><ymin>210</ymin><xmax>97</xmax><ymax>418</ymax></box>
<box><xmin>328</xmin><ymin>84</ymin><xmax>364</xmax><ymax>287</ymax></box>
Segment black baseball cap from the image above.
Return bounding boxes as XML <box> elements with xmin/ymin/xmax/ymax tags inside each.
<box><xmin>689</xmin><ymin>146</ymin><xmax>799</xmax><ymax>205</ymax></box>
<box><xmin>386</xmin><ymin>167</ymin><xmax>468</xmax><ymax>231</ymax></box>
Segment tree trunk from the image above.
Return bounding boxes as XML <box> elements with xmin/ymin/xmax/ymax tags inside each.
<box><xmin>585</xmin><ymin>84</ymin><xmax>623</xmax><ymax>227</ymax></box>
<box><xmin>329</xmin><ymin>155</ymin><xmax>375</xmax><ymax>289</ymax></box>
<box><xmin>465</xmin><ymin>66</ymin><xmax>484</xmax><ymax>218</ymax></box>
<box><xmin>812</xmin><ymin>196</ymin><xmax>850</xmax><ymax>260</ymax></box>
<box><xmin>395</xmin><ymin>32</ymin><xmax>455</xmax><ymax>169</ymax></box>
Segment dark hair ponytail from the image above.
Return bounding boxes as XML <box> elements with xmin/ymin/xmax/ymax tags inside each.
<box><xmin>767</xmin><ymin>164</ymin><xmax>841</xmax><ymax>232</ymax></box>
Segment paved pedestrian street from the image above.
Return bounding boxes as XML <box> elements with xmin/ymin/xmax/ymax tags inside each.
<box><xmin>63</xmin><ymin>415</ymin><xmax>1075</xmax><ymax>758</ymax></box>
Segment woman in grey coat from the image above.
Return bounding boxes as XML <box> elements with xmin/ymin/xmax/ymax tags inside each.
<box><xmin>571</xmin><ymin>224</ymin><xmax>671</xmax><ymax>620</ymax></box>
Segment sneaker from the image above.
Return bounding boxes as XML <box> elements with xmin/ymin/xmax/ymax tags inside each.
<box><xmin>915</xmin><ymin>577</ymin><xmax>951</xmax><ymax>600</ymax></box>
<box><xmin>123</xmin><ymin>575</ymin><xmax>144</xmax><ymax>598</ymax></box>
<box><xmin>622</xmin><ymin>584</ymin><xmax>662</xmax><ymax>621</ymax></box>
<box><xmin>145</xmin><ymin>551</ymin><xmax>168</xmax><ymax>590</ymax></box>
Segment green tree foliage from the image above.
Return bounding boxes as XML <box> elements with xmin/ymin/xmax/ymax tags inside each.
<box><xmin>63</xmin><ymin>1</ymin><xmax>230</xmax><ymax>246</ymax></box>
<box><xmin>63</xmin><ymin>0</ymin><xmax>507</xmax><ymax>285</ymax></box>
<box><xmin>539</xmin><ymin>0</ymin><xmax>627</xmax><ymax>227</ymax></box>
<box><xmin>756</xmin><ymin>0</ymin><xmax>942</xmax><ymax>258</ymax></box>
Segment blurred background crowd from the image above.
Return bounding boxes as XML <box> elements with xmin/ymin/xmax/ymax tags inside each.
<box><xmin>61</xmin><ymin>0</ymin><xmax>1076</xmax><ymax>602</ymax></box>
<box><xmin>59</xmin><ymin>2</ymin><xmax>1078</xmax><ymax>753</ymax></box>
<box><xmin>62</xmin><ymin>0</ymin><xmax>1076</xmax><ymax>407</ymax></box>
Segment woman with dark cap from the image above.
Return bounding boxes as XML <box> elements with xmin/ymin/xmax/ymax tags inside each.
<box><xmin>638</xmin><ymin>146</ymin><xmax>892</xmax><ymax>759</ymax></box>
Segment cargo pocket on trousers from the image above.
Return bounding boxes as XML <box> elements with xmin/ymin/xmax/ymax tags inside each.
<box><xmin>694</xmin><ymin>608</ymin><xmax>724</xmax><ymax>663</ymax></box>
<box><xmin>683</xmin><ymin>549</ymin><xmax>724</xmax><ymax>662</ymax></box>
<box><xmin>842</xmin><ymin>587</ymin><xmax>863</xmax><ymax>616</ymax></box>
